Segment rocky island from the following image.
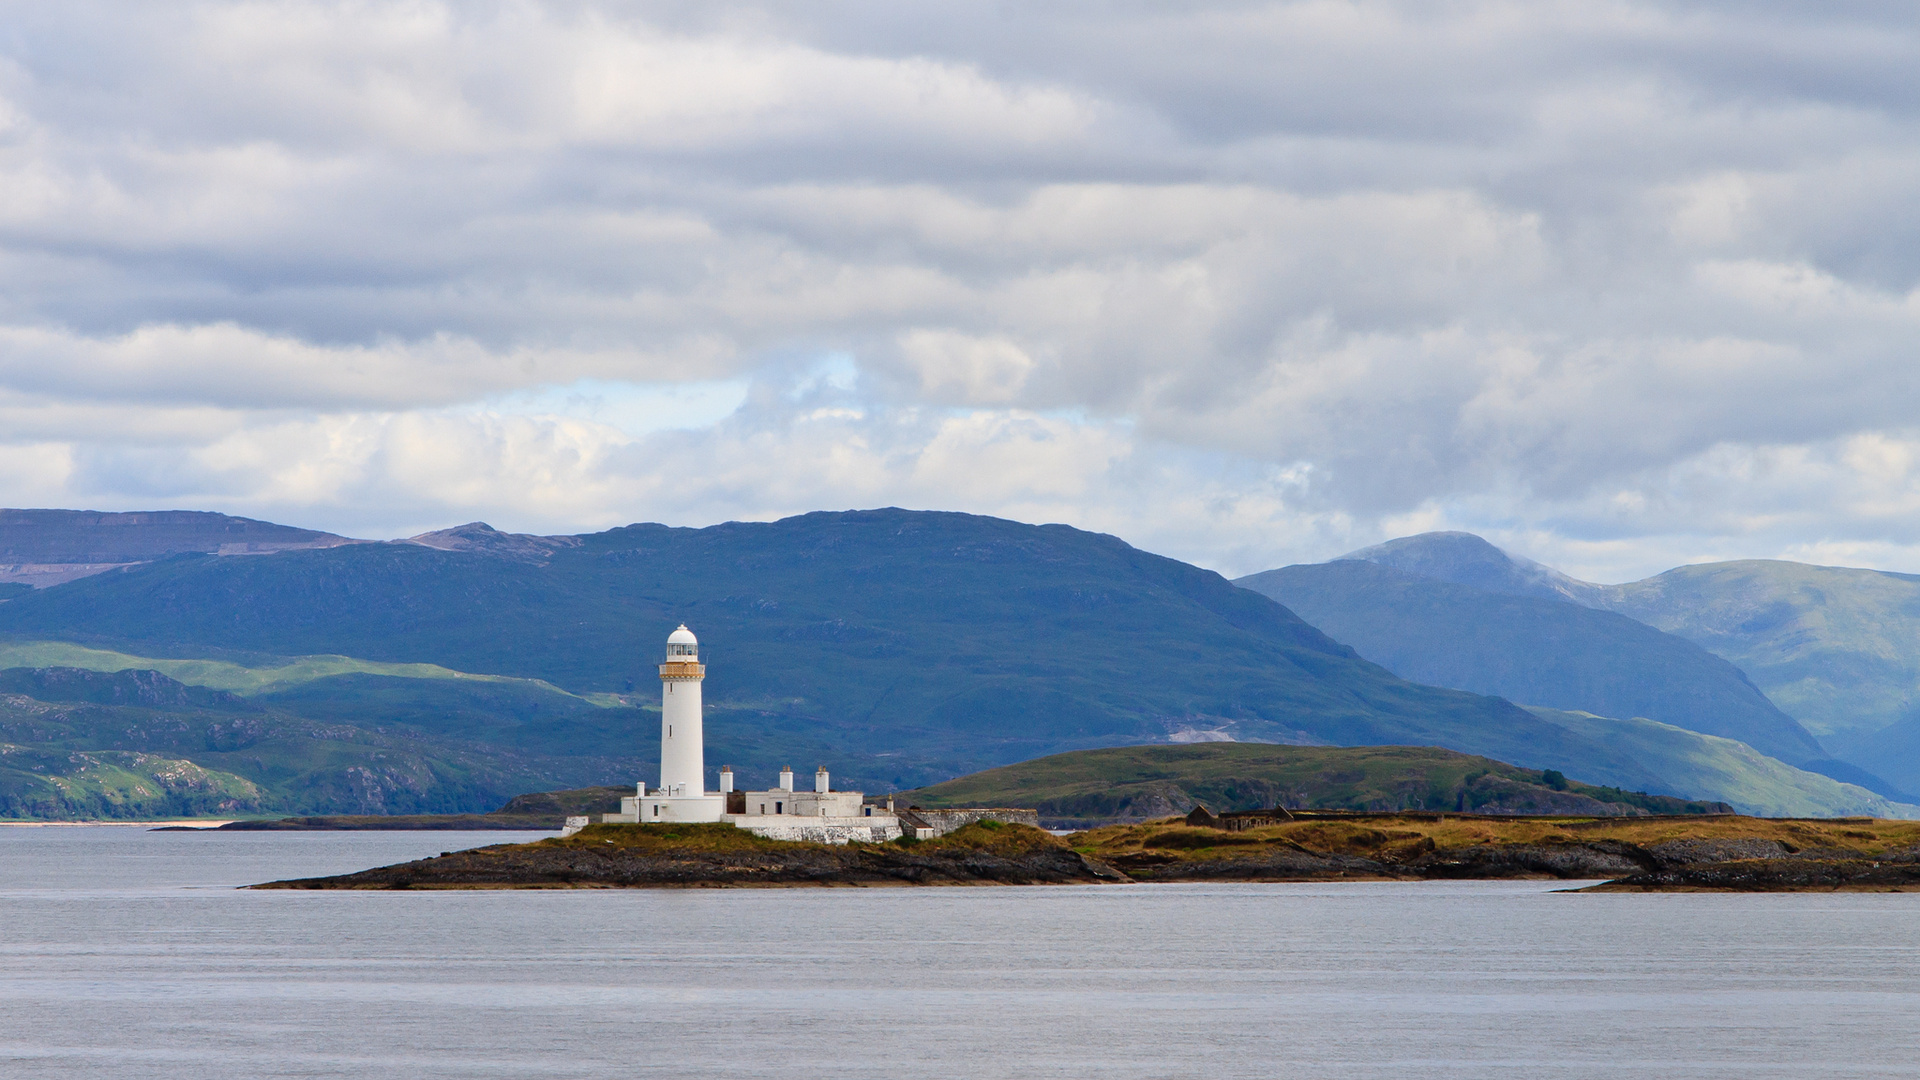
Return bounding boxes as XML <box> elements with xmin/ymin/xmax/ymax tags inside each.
<box><xmin>251</xmin><ymin>810</ymin><xmax>1920</xmax><ymax>891</ymax></box>
<box><xmin>253</xmin><ymin>820</ymin><xmax>1126</xmax><ymax>889</ymax></box>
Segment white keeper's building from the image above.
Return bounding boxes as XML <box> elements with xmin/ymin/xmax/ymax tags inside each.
<box><xmin>591</xmin><ymin>625</ymin><xmax>905</xmax><ymax>843</ymax></box>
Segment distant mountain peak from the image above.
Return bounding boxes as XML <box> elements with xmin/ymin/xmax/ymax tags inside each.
<box><xmin>402</xmin><ymin>522</ymin><xmax>582</xmax><ymax>563</ymax></box>
<box><xmin>1338</xmin><ymin>531</ymin><xmax>1613</xmax><ymax>606</ymax></box>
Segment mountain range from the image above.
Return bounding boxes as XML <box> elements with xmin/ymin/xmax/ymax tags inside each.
<box><xmin>1240</xmin><ymin>531</ymin><xmax>1920</xmax><ymax>800</ymax></box>
<box><xmin>0</xmin><ymin>508</ymin><xmax>1911</xmax><ymax>820</ymax></box>
<box><xmin>0</xmin><ymin>508</ymin><xmax>1644</xmax><ymax>817</ymax></box>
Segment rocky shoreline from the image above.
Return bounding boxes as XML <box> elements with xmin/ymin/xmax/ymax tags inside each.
<box><xmin>1115</xmin><ymin>837</ymin><xmax>1920</xmax><ymax>890</ymax></box>
<box><xmin>249</xmin><ymin>815</ymin><xmax>1920</xmax><ymax>892</ymax></box>
<box><xmin>253</xmin><ymin>822</ymin><xmax>1128</xmax><ymax>889</ymax></box>
<box><xmin>1088</xmin><ymin>814</ymin><xmax>1920</xmax><ymax>891</ymax></box>
<box><xmin>1585</xmin><ymin>857</ymin><xmax>1920</xmax><ymax>891</ymax></box>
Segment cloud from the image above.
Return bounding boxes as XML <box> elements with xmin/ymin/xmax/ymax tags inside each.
<box><xmin>0</xmin><ymin>1</ymin><xmax>1918</xmax><ymax>580</ymax></box>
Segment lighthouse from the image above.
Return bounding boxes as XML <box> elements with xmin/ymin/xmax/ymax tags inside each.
<box><xmin>586</xmin><ymin>622</ymin><xmax>905</xmax><ymax>840</ymax></box>
<box><xmin>659</xmin><ymin>624</ymin><xmax>705</xmax><ymax>797</ymax></box>
<box><xmin>621</xmin><ymin>625</ymin><xmax>726</xmax><ymax>823</ymax></box>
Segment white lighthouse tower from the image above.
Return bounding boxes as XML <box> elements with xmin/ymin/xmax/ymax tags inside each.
<box><xmin>659</xmin><ymin>624</ymin><xmax>705</xmax><ymax>796</ymax></box>
<box><xmin>624</xmin><ymin>624</ymin><xmax>725</xmax><ymax>823</ymax></box>
<box><xmin>583</xmin><ymin>622</ymin><xmax>905</xmax><ymax>841</ymax></box>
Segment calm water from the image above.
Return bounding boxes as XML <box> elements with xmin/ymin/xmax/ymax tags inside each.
<box><xmin>2</xmin><ymin>828</ymin><xmax>1918</xmax><ymax>1078</ymax></box>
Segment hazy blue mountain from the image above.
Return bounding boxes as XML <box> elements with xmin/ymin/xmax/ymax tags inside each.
<box><xmin>0</xmin><ymin>509</ymin><xmax>1650</xmax><ymax>801</ymax></box>
<box><xmin>1339</xmin><ymin>532</ymin><xmax>1615</xmax><ymax>606</ymax></box>
<box><xmin>1598</xmin><ymin>561</ymin><xmax>1920</xmax><ymax>742</ymax></box>
<box><xmin>1317</xmin><ymin>530</ymin><xmax>1920</xmax><ymax>797</ymax></box>
<box><xmin>1235</xmin><ymin>560</ymin><xmax>1824</xmax><ymax>765</ymax></box>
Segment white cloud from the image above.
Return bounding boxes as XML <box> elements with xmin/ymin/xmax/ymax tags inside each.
<box><xmin>1</xmin><ymin>1</ymin><xmax>1919</xmax><ymax>579</ymax></box>
<box><xmin>896</xmin><ymin>331</ymin><xmax>1035</xmax><ymax>405</ymax></box>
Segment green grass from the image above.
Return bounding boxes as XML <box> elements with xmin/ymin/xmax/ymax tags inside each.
<box><xmin>0</xmin><ymin>639</ymin><xmax>624</xmax><ymax>705</ymax></box>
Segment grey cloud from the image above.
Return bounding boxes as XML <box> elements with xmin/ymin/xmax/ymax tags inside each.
<box><xmin>0</xmin><ymin>1</ymin><xmax>1918</xmax><ymax>577</ymax></box>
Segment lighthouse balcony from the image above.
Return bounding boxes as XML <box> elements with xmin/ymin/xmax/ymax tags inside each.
<box><xmin>657</xmin><ymin>661</ymin><xmax>706</xmax><ymax>679</ymax></box>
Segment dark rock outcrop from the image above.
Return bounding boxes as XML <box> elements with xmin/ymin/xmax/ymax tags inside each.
<box><xmin>1111</xmin><ymin>848</ymin><xmax>1397</xmax><ymax>881</ymax></box>
<box><xmin>1118</xmin><ymin>838</ymin><xmax>1660</xmax><ymax>881</ymax></box>
<box><xmin>1406</xmin><ymin>841</ymin><xmax>1652</xmax><ymax>879</ymax></box>
<box><xmin>1589</xmin><ymin>858</ymin><xmax>1920</xmax><ymax>892</ymax></box>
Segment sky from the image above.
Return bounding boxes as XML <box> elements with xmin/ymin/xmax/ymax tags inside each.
<box><xmin>1</xmin><ymin>1</ymin><xmax>1918</xmax><ymax>582</ymax></box>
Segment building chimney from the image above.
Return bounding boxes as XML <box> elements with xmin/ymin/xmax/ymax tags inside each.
<box><xmin>778</xmin><ymin>766</ymin><xmax>794</xmax><ymax>791</ymax></box>
<box><xmin>815</xmin><ymin>766</ymin><xmax>830</xmax><ymax>793</ymax></box>
<box><xmin>719</xmin><ymin>766</ymin><xmax>734</xmax><ymax>794</ymax></box>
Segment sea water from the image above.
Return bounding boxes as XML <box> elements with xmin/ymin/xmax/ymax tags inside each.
<box><xmin>2</xmin><ymin>827</ymin><xmax>1918</xmax><ymax>1079</ymax></box>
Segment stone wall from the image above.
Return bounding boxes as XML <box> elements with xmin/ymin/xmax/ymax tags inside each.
<box><xmin>731</xmin><ymin>815</ymin><xmax>903</xmax><ymax>844</ymax></box>
<box><xmin>913</xmin><ymin>808</ymin><xmax>1042</xmax><ymax>835</ymax></box>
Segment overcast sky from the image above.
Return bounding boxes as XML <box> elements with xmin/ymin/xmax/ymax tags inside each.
<box><xmin>1</xmin><ymin>1</ymin><xmax>1917</xmax><ymax>581</ymax></box>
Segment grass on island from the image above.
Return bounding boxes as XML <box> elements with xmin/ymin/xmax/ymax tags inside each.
<box><xmin>1072</xmin><ymin>813</ymin><xmax>1920</xmax><ymax>869</ymax></box>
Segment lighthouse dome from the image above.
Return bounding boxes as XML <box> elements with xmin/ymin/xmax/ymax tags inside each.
<box><xmin>666</xmin><ymin>624</ymin><xmax>699</xmax><ymax>659</ymax></box>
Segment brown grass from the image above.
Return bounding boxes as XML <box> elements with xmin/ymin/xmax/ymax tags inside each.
<box><xmin>1073</xmin><ymin>814</ymin><xmax>1920</xmax><ymax>865</ymax></box>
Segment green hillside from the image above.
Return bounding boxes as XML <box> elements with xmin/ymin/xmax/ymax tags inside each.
<box><xmin>900</xmin><ymin>743</ymin><xmax>1729</xmax><ymax>827</ymax></box>
<box><xmin>0</xmin><ymin>747</ymin><xmax>266</xmax><ymax>820</ymax></box>
<box><xmin>1237</xmin><ymin>559</ymin><xmax>1823</xmax><ymax>764</ymax></box>
<box><xmin>906</xmin><ymin>733</ymin><xmax>1910</xmax><ymax>826</ymax></box>
<box><xmin>0</xmin><ymin>509</ymin><xmax>1627</xmax><ymax>796</ymax></box>
<box><xmin>1521</xmin><ymin>707</ymin><xmax>1912</xmax><ymax>819</ymax></box>
<box><xmin>1598</xmin><ymin>560</ymin><xmax>1920</xmax><ymax>743</ymax></box>
<box><xmin>0</xmin><ymin>639</ymin><xmax>622</xmax><ymax>703</ymax></box>
<box><xmin>0</xmin><ymin>667</ymin><xmax>637</xmax><ymax>816</ymax></box>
